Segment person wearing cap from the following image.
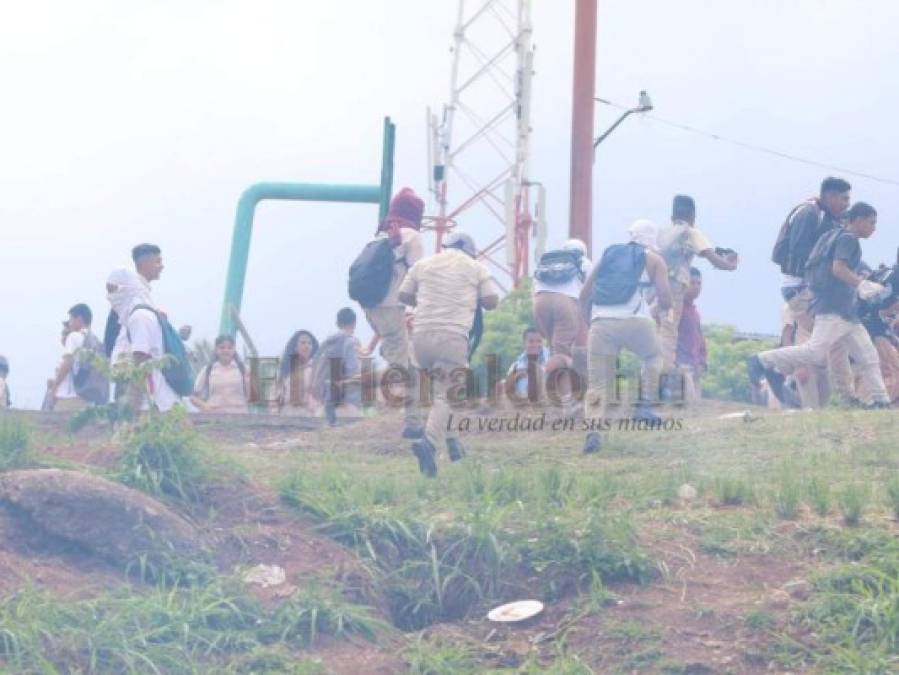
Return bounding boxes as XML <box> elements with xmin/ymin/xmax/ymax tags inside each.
<box><xmin>532</xmin><ymin>238</ymin><xmax>593</xmax><ymax>413</ymax></box>
<box><xmin>656</xmin><ymin>195</ymin><xmax>738</xmax><ymax>396</ymax></box>
<box><xmin>364</xmin><ymin>188</ymin><xmax>426</xmax><ymax>439</ymax></box>
<box><xmin>0</xmin><ymin>356</ymin><xmax>10</xmax><ymax>409</ymax></box>
<box><xmin>579</xmin><ymin>220</ymin><xmax>672</xmax><ymax>454</ymax></box>
<box><xmin>398</xmin><ymin>231</ymin><xmax>499</xmax><ymax>476</ymax></box>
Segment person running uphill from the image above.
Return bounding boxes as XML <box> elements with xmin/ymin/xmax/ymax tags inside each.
<box><xmin>398</xmin><ymin>232</ymin><xmax>499</xmax><ymax>477</ymax></box>
<box><xmin>750</xmin><ymin>202</ymin><xmax>890</xmax><ymax>409</ymax></box>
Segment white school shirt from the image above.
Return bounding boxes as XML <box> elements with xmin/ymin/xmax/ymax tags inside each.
<box><xmin>55</xmin><ymin>330</ymin><xmax>86</xmax><ymax>399</ymax></box>
<box><xmin>127</xmin><ymin>308</ymin><xmax>180</xmax><ymax>412</ymax></box>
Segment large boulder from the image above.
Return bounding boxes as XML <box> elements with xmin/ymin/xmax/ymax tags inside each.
<box><xmin>0</xmin><ymin>469</ymin><xmax>203</xmax><ymax>566</ymax></box>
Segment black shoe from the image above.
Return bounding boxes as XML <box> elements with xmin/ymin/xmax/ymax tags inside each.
<box><xmin>865</xmin><ymin>400</ymin><xmax>892</xmax><ymax>410</ymax></box>
<box><xmin>583</xmin><ymin>432</ymin><xmax>602</xmax><ymax>454</ymax></box>
<box><xmin>747</xmin><ymin>355</ymin><xmax>785</xmax><ymax>403</ymax></box>
<box><xmin>411</xmin><ymin>438</ymin><xmax>438</xmax><ymax>477</ymax></box>
<box><xmin>402</xmin><ymin>425</ymin><xmax>425</xmax><ymax>440</ymax></box>
<box><xmin>746</xmin><ymin>355</ymin><xmax>766</xmax><ymax>387</ymax></box>
<box><xmin>446</xmin><ymin>438</ymin><xmax>466</xmax><ymax>462</ymax></box>
<box><xmin>633</xmin><ymin>402</ymin><xmax>662</xmax><ymax>424</ymax></box>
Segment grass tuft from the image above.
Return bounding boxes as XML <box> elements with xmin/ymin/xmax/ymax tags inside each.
<box><xmin>0</xmin><ymin>417</ymin><xmax>31</xmax><ymax>471</ymax></box>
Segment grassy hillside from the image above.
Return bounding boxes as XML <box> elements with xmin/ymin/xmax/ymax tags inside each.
<box><xmin>1</xmin><ymin>405</ymin><xmax>898</xmax><ymax>673</ymax></box>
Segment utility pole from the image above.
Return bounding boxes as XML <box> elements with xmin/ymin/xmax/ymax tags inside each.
<box><xmin>569</xmin><ymin>0</ymin><xmax>597</xmax><ymax>256</ymax></box>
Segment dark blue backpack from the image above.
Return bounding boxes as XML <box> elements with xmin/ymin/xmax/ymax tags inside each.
<box><xmin>592</xmin><ymin>242</ymin><xmax>648</xmax><ymax>306</ymax></box>
<box><xmin>129</xmin><ymin>305</ymin><xmax>195</xmax><ymax>396</ymax></box>
<box><xmin>348</xmin><ymin>238</ymin><xmax>397</xmax><ymax>308</ymax></box>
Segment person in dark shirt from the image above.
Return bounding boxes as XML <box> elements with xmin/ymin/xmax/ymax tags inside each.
<box><xmin>775</xmin><ymin>177</ymin><xmax>851</xmax><ymax>408</ymax></box>
<box><xmin>750</xmin><ymin>202</ymin><xmax>890</xmax><ymax>408</ymax></box>
<box><xmin>676</xmin><ymin>267</ymin><xmax>707</xmax><ymax>400</ymax></box>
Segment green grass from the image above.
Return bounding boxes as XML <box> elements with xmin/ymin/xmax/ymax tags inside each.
<box><xmin>838</xmin><ymin>483</ymin><xmax>870</xmax><ymax>527</ymax></box>
<box><xmin>118</xmin><ymin>407</ymin><xmax>210</xmax><ymax>505</ymax></box>
<box><xmin>0</xmin><ymin>416</ymin><xmax>31</xmax><ymax>471</ymax></box>
<box><xmin>279</xmin><ymin>460</ymin><xmax>652</xmax><ymax>629</ymax></box>
<box><xmin>0</xmin><ymin>582</ymin><xmax>384</xmax><ymax>674</ymax></box>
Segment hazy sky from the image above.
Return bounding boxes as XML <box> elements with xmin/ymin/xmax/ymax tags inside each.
<box><xmin>2</xmin><ymin>1</ymin><xmax>898</xmax><ymax>408</ymax></box>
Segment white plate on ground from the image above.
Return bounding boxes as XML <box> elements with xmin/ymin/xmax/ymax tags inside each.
<box><xmin>487</xmin><ymin>600</ymin><xmax>544</xmax><ymax>623</ymax></box>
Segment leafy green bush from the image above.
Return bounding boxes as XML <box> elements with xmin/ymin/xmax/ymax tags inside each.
<box><xmin>0</xmin><ymin>416</ymin><xmax>31</xmax><ymax>471</ymax></box>
<box><xmin>702</xmin><ymin>325</ymin><xmax>777</xmax><ymax>402</ymax></box>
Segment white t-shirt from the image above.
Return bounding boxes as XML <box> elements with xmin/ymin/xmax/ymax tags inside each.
<box><xmin>127</xmin><ymin>308</ymin><xmax>180</xmax><ymax>412</ymax></box>
<box><xmin>56</xmin><ymin>330</ymin><xmax>86</xmax><ymax>399</ymax></box>
<box><xmin>533</xmin><ymin>258</ymin><xmax>593</xmax><ymax>299</ymax></box>
<box><xmin>591</xmin><ymin>269</ymin><xmax>653</xmax><ymax>320</ymax></box>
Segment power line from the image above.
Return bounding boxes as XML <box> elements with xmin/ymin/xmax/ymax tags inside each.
<box><xmin>595</xmin><ymin>98</ymin><xmax>899</xmax><ymax>187</ymax></box>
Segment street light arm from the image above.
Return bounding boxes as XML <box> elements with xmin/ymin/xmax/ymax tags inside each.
<box><xmin>593</xmin><ymin>109</ymin><xmax>637</xmax><ymax>149</ymax></box>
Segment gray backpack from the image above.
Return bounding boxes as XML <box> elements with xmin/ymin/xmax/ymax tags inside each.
<box><xmin>73</xmin><ymin>332</ymin><xmax>111</xmax><ymax>405</ymax></box>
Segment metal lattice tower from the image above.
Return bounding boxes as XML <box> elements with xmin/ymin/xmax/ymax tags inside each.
<box><xmin>427</xmin><ymin>0</ymin><xmax>544</xmax><ymax>288</ymax></box>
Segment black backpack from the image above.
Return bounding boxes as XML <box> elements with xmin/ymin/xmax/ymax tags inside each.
<box><xmin>804</xmin><ymin>228</ymin><xmax>845</xmax><ymax>292</ymax></box>
<box><xmin>591</xmin><ymin>243</ymin><xmax>648</xmax><ymax>306</ymax></box>
<box><xmin>73</xmin><ymin>332</ymin><xmax>111</xmax><ymax>405</ymax></box>
<box><xmin>534</xmin><ymin>249</ymin><xmax>584</xmax><ymax>285</ymax></box>
<box><xmin>348</xmin><ymin>239</ymin><xmax>397</xmax><ymax>308</ymax></box>
<box><xmin>772</xmin><ymin>202</ymin><xmax>824</xmax><ymax>276</ymax></box>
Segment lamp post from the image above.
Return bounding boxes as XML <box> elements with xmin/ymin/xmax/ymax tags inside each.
<box><xmin>593</xmin><ymin>91</ymin><xmax>653</xmax><ymax>151</ymax></box>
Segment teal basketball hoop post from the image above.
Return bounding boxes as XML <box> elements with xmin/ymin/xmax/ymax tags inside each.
<box><xmin>218</xmin><ymin>117</ymin><xmax>396</xmax><ymax>336</ymax></box>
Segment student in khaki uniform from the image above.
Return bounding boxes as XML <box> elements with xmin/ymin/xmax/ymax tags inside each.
<box><xmin>364</xmin><ymin>188</ymin><xmax>426</xmax><ymax>438</ymax></box>
<box><xmin>398</xmin><ymin>232</ymin><xmax>499</xmax><ymax>477</ymax></box>
<box><xmin>580</xmin><ymin>220</ymin><xmax>672</xmax><ymax>454</ymax></box>
<box><xmin>750</xmin><ymin>202</ymin><xmax>890</xmax><ymax>408</ymax></box>
<box><xmin>656</xmin><ymin>195</ymin><xmax>738</xmax><ymax>394</ymax></box>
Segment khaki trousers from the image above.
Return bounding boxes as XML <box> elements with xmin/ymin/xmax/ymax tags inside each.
<box><xmin>412</xmin><ymin>330</ymin><xmax>469</xmax><ymax>451</ymax></box>
<box><xmin>855</xmin><ymin>336</ymin><xmax>899</xmax><ymax>403</ymax></box>
<box><xmin>365</xmin><ymin>305</ymin><xmax>422</xmax><ymax>429</ymax></box>
<box><xmin>585</xmin><ymin>317</ymin><xmax>662</xmax><ymax>419</ymax></box>
<box><xmin>533</xmin><ymin>292</ymin><xmax>587</xmax><ymax>357</ymax></box>
<box><xmin>759</xmin><ymin>314</ymin><xmax>889</xmax><ymax>404</ymax></box>
<box><xmin>786</xmin><ymin>288</ymin><xmax>839</xmax><ymax>407</ymax></box>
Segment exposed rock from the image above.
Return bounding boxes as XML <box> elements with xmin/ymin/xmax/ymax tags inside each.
<box><xmin>0</xmin><ymin>469</ymin><xmax>203</xmax><ymax>567</ymax></box>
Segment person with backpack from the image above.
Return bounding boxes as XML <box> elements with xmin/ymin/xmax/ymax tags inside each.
<box><xmin>351</xmin><ymin>187</ymin><xmax>425</xmax><ymax>439</ymax></box>
<box><xmin>771</xmin><ymin>177</ymin><xmax>852</xmax><ymax>407</ymax></box>
<box><xmin>579</xmin><ymin>220</ymin><xmax>673</xmax><ymax>453</ymax></box>
<box><xmin>750</xmin><ymin>202</ymin><xmax>891</xmax><ymax>409</ymax></box>
<box><xmin>656</xmin><ymin>195</ymin><xmax>738</xmax><ymax>395</ymax></box>
<box><xmin>45</xmin><ymin>304</ymin><xmax>109</xmax><ymax>411</ymax></box>
<box><xmin>191</xmin><ymin>335</ymin><xmax>249</xmax><ymax>414</ymax></box>
<box><xmin>310</xmin><ymin>308</ymin><xmax>363</xmax><ymax>426</ymax></box>
<box><xmin>532</xmin><ymin>238</ymin><xmax>593</xmax><ymax>413</ymax></box>
<box><xmin>0</xmin><ymin>356</ymin><xmax>10</xmax><ymax>409</ymax></box>
<box><xmin>398</xmin><ymin>231</ymin><xmax>499</xmax><ymax>476</ymax></box>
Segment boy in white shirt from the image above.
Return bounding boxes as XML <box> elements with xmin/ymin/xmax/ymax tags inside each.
<box><xmin>47</xmin><ymin>304</ymin><xmax>92</xmax><ymax>412</ymax></box>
